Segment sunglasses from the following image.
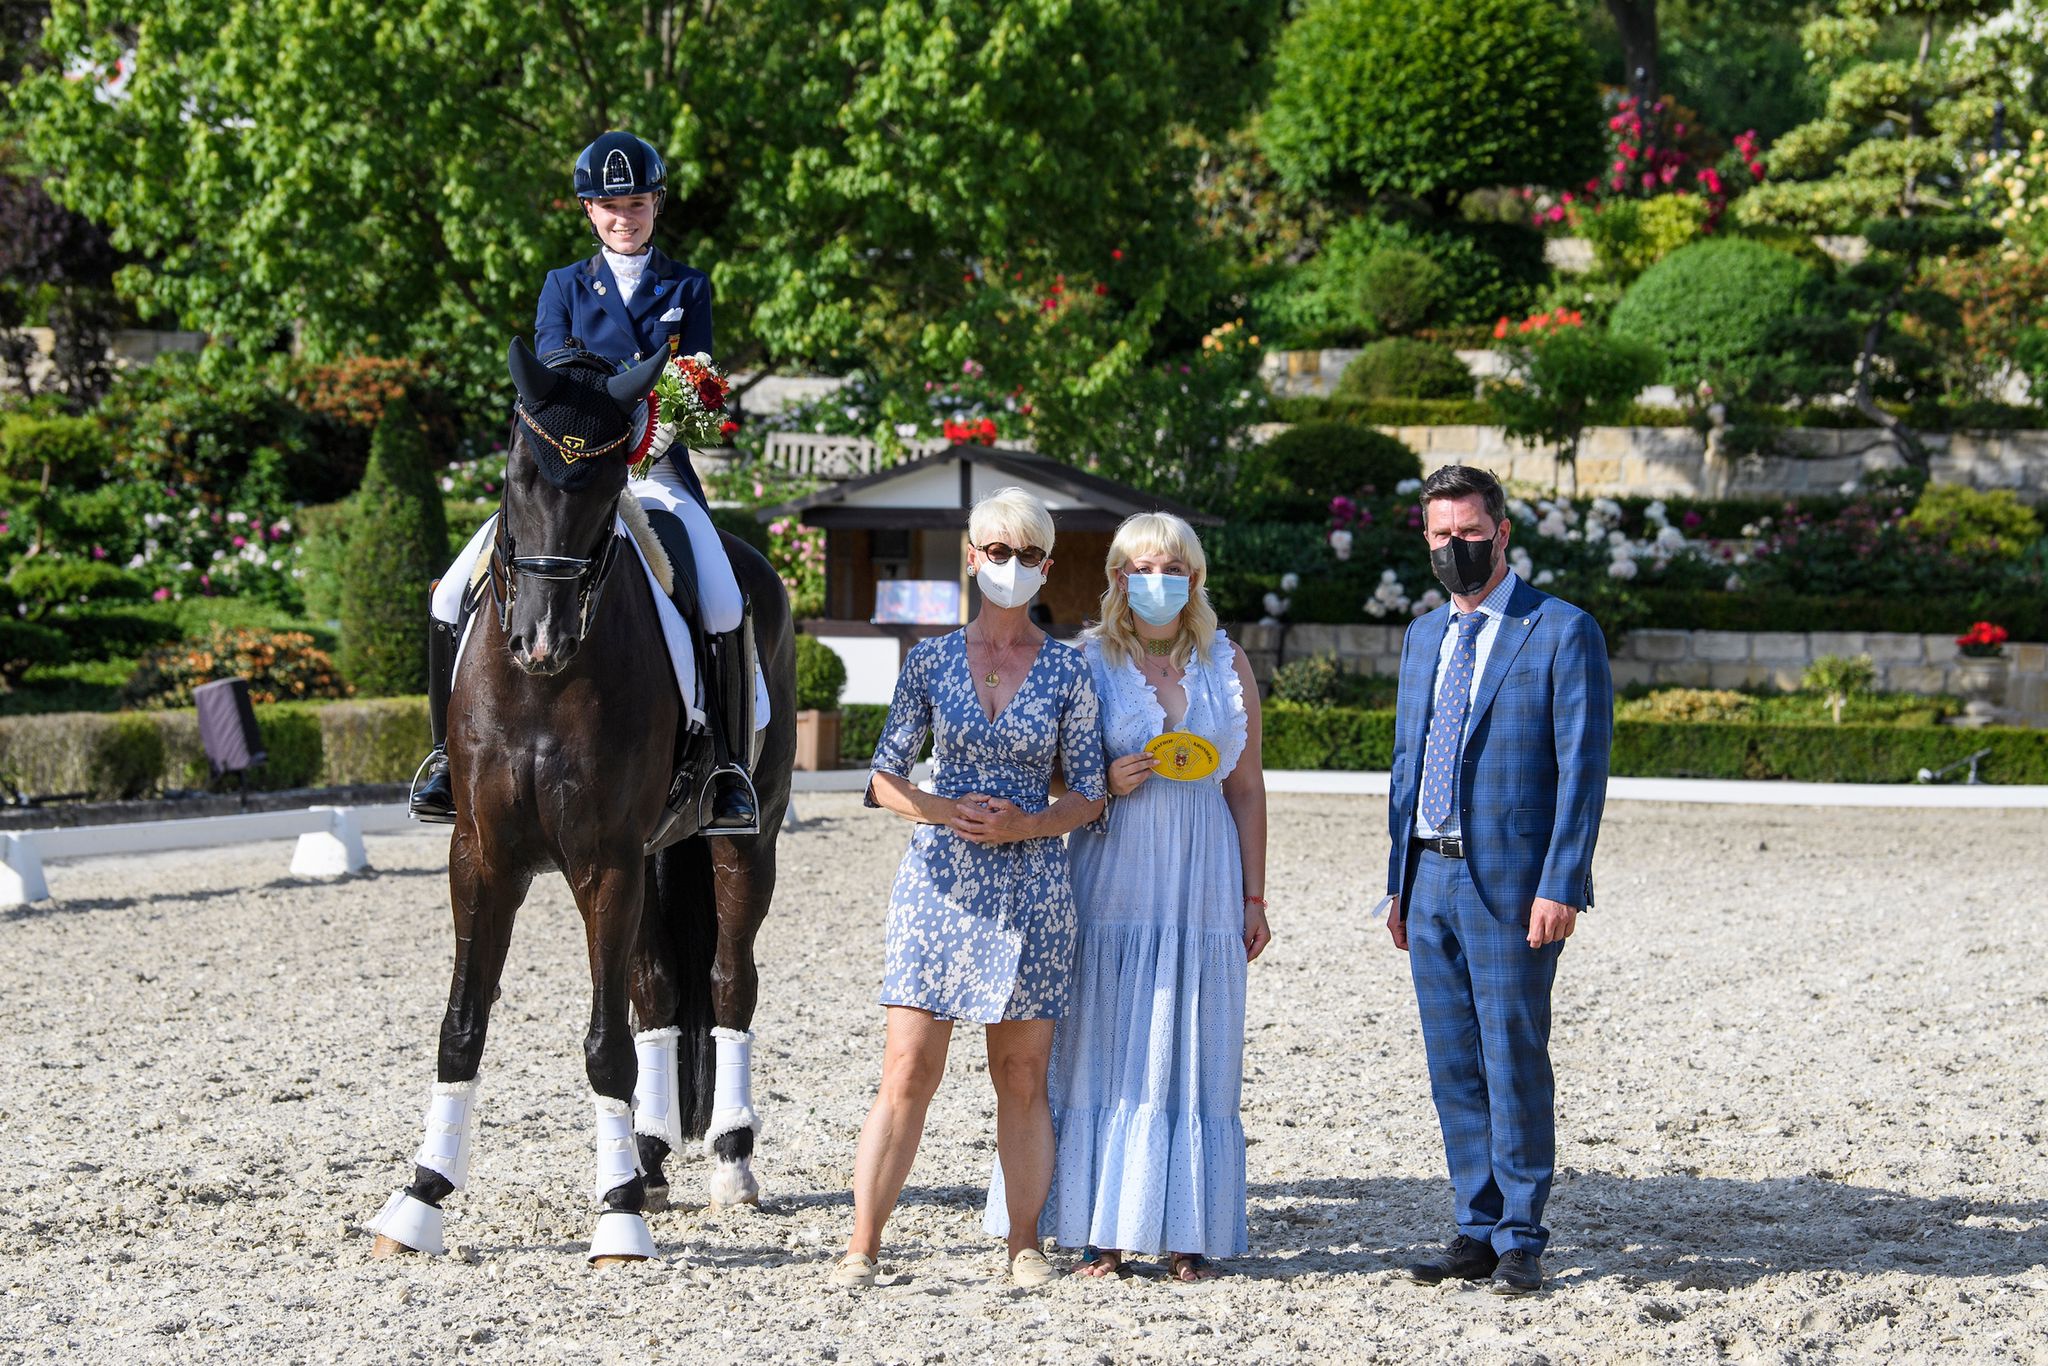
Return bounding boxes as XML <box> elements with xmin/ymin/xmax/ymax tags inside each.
<box><xmin>973</xmin><ymin>541</ymin><xmax>1048</xmax><ymax>568</ymax></box>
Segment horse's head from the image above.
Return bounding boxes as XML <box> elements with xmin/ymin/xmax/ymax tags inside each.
<box><xmin>493</xmin><ymin>338</ymin><xmax>667</xmax><ymax>675</ymax></box>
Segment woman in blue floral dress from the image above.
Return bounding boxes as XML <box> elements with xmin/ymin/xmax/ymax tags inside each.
<box><xmin>832</xmin><ymin>488</ymin><xmax>1108</xmax><ymax>1291</ymax></box>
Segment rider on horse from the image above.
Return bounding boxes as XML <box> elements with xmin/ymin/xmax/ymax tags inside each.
<box><xmin>410</xmin><ymin>130</ymin><xmax>760</xmax><ymax>835</ymax></box>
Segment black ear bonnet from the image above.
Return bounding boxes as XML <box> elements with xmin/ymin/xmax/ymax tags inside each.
<box><xmin>506</xmin><ymin>339</ymin><xmax>667</xmax><ymax>491</ymax></box>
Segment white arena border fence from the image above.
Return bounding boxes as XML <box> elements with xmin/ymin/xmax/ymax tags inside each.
<box><xmin>4</xmin><ymin>771</ymin><xmax>2043</xmax><ymax>910</ymax></box>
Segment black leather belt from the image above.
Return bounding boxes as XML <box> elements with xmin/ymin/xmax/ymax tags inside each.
<box><xmin>1416</xmin><ymin>835</ymin><xmax>1465</xmax><ymax>859</ymax></box>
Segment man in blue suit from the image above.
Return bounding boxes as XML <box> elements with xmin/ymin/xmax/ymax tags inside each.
<box><xmin>1385</xmin><ymin>463</ymin><xmax>1612</xmax><ymax>1296</ymax></box>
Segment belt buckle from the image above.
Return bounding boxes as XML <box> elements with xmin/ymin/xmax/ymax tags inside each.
<box><xmin>1439</xmin><ymin>835</ymin><xmax>1463</xmax><ymax>859</ymax></box>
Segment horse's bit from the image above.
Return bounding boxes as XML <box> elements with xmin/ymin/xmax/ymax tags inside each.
<box><xmin>487</xmin><ymin>515</ymin><xmax>624</xmax><ymax>644</ymax></box>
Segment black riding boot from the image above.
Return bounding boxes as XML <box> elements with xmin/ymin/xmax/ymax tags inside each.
<box><xmin>408</xmin><ymin>617</ymin><xmax>459</xmax><ymax>824</ymax></box>
<box><xmin>698</xmin><ymin>616</ymin><xmax>761</xmax><ymax>836</ymax></box>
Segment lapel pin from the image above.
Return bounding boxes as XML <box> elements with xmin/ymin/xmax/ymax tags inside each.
<box><xmin>595</xmin><ymin>281</ymin><xmax>607</xmax><ymax>296</ymax></box>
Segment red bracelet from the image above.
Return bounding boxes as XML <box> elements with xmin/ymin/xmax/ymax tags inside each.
<box><xmin>1243</xmin><ymin>895</ymin><xmax>1267</xmax><ymax>908</ymax></box>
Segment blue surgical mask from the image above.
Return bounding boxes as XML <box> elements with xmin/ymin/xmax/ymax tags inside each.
<box><xmin>1125</xmin><ymin>571</ymin><xmax>1190</xmax><ymax>626</ymax></box>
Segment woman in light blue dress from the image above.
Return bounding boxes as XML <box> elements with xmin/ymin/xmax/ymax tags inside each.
<box><xmin>988</xmin><ymin>510</ymin><xmax>1269</xmax><ymax>1281</ymax></box>
<box><xmin>832</xmin><ymin>488</ymin><xmax>1108</xmax><ymax>1291</ymax></box>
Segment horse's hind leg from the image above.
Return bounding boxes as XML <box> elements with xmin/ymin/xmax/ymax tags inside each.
<box><xmin>704</xmin><ymin>834</ymin><xmax>778</xmax><ymax>1207</ymax></box>
<box><xmin>369</xmin><ymin>834</ymin><xmax>530</xmax><ymax>1258</ymax></box>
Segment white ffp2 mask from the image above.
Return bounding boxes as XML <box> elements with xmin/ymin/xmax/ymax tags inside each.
<box><xmin>976</xmin><ymin>557</ymin><xmax>1045</xmax><ymax>609</ymax></box>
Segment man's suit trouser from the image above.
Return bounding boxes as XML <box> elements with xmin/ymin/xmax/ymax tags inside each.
<box><xmin>1407</xmin><ymin>846</ymin><xmax>1563</xmax><ymax>1257</ymax></box>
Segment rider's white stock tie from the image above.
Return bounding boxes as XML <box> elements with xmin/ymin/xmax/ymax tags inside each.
<box><xmin>631</xmin><ymin>1027</ymin><xmax>686</xmax><ymax>1152</ymax></box>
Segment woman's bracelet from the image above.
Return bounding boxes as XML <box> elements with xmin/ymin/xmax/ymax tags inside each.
<box><xmin>1243</xmin><ymin>895</ymin><xmax>1267</xmax><ymax>909</ymax></box>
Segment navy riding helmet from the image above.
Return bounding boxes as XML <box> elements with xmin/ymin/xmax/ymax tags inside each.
<box><xmin>573</xmin><ymin>131</ymin><xmax>666</xmax><ymax>209</ymax></box>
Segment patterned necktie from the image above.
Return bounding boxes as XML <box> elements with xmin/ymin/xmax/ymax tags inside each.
<box><xmin>1419</xmin><ymin>612</ymin><xmax>1488</xmax><ymax>830</ymax></box>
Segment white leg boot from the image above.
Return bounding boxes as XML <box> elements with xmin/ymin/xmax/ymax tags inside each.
<box><xmin>588</xmin><ymin>1095</ymin><xmax>655</xmax><ymax>1265</ymax></box>
<box><xmin>368</xmin><ymin>1076</ymin><xmax>481</xmax><ymax>1257</ymax></box>
<box><xmin>705</xmin><ymin>1027</ymin><xmax>762</xmax><ymax>1207</ymax></box>
<box><xmin>632</xmin><ymin>1027</ymin><xmax>685</xmax><ymax>1209</ymax></box>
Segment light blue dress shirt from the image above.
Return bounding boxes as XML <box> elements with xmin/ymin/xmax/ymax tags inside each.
<box><xmin>1414</xmin><ymin>570</ymin><xmax>1522</xmax><ymax>840</ymax></box>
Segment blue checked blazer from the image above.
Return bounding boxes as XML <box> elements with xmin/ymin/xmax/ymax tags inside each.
<box><xmin>1386</xmin><ymin>576</ymin><xmax>1613</xmax><ymax>920</ymax></box>
<box><xmin>534</xmin><ymin>247</ymin><xmax>713</xmax><ymax>367</ymax></box>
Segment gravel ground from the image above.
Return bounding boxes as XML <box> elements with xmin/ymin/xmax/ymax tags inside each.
<box><xmin>1</xmin><ymin>793</ymin><xmax>2045</xmax><ymax>1365</ymax></box>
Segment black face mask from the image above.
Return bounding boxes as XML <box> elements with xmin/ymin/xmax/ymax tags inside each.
<box><xmin>1430</xmin><ymin>533</ymin><xmax>1498</xmax><ymax>597</ymax></box>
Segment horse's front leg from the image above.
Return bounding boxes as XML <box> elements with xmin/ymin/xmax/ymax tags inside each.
<box><xmin>704</xmin><ymin>834</ymin><xmax>778</xmax><ymax>1208</ymax></box>
<box><xmin>369</xmin><ymin>828</ymin><xmax>531</xmax><ymax>1258</ymax></box>
<box><xmin>577</xmin><ymin>853</ymin><xmax>659</xmax><ymax>1266</ymax></box>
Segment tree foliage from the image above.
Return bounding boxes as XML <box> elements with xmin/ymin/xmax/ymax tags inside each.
<box><xmin>1734</xmin><ymin>0</ymin><xmax>2027</xmax><ymax>233</ymax></box>
<box><xmin>14</xmin><ymin>1</ymin><xmax>1280</xmax><ymax>391</ymax></box>
<box><xmin>1261</xmin><ymin>0</ymin><xmax>1604</xmax><ymax>211</ymax></box>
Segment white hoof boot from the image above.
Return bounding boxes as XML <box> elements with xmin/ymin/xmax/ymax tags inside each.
<box><xmin>588</xmin><ymin>1210</ymin><xmax>657</xmax><ymax>1265</ymax></box>
<box><xmin>368</xmin><ymin>1190</ymin><xmax>446</xmax><ymax>1256</ymax></box>
<box><xmin>707</xmin><ymin>1158</ymin><xmax>759</xmax><ymax>1209</ymax></box>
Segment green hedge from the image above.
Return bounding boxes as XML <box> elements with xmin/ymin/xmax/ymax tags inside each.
<box><xmin>0</xmin><ymin>697</ymin><xmax>427</xmax><ymax>800</ymax></box>
<box><xmin>1629</xmin><ymin>588</ymin><xmax>2048</xmax><ymax>641</ymax></box>
<box><xmin>1258</xmin><ymin>704</ymin><xmax>2047</xmax><ymax>783</ymax></box>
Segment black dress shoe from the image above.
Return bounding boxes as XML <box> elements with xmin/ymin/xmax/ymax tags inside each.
<box><xmin>1489</xmin><ymin>1249</ymin><xmax>1543</xmax><ymax>1295</ymax></box>
<box><xmin>700</xmin><ymin>772</ymin><xmax>760</xmax><ymax>835</ymax></box>
<box><xmin>1405</xmin><ymin>1235</ymin><xmax>1499</xmax><ymax>1285</ymax></box>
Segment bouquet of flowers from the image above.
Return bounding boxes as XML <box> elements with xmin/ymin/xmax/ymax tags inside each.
<box><xmin>640</xmin><ymin>352</ymin><xmax>740</xmax><ymax>473</ymax></box>
<box><xmin>1956</xmin><ymin>620</ymin><xmax>2009</xmax><ymax>658</ymax></box>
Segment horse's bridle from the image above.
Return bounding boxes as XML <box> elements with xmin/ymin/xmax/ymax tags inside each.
<box><xmin>486</xmin><ymin>512</ymin><xmax>624</xmax><ymax>644</ymax></box>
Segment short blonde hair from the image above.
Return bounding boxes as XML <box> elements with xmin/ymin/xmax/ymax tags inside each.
<box><xmin>1087</xmin><ymin>512</ymin><xmax>1218</xmax><ymax>670</ymax></box>
<box><xmin>967</xmin><ymin>486</ymin><xmax>1056</xmax><ymax>554</ymax></box>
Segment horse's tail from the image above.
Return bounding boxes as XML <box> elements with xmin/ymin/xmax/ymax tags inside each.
<box><xmin>647</xmin><ymin>836</ymin><xmax>720</xmax><ymax>1140</ymax></box>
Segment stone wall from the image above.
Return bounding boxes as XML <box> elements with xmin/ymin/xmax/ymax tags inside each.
<box><xmin>1230</xmin><ymin>622</ymin><xmax>2048</xmax><ymax>728</ymax></box>
<box><xmin>1373</xmin><ymin>424</ymin><xmax>2048</xmax><ymax>502</ymax></box>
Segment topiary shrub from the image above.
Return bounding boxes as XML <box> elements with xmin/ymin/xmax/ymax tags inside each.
<box><xmin>122</xmin><ymin>624</ymin><xmax>352</xmax><ymax>709</ymax></box>
<box><xmin>1582</xmin><ymin>196</ymin><xmax>1713</xmax><ymax>281</ymax></box>
<box><xmin>1247</xmin><ymin>421</ymin><xmax>1424</xmax><ymax>521</ymax></box>
<box><xmin>1261</xmin><ymin>0</ymin><xmax>1603</xmax><ymax>209</ymax></box>
<box><xmin>339</xmin><ymin>395</ymin><xmax>448</xmax><ymax>696</ymax></box>
<box><xmin>1271</xmin><ymin>654</ymin><xmax>1342</xmax><ymax>706</ymax></box>
<box><xmin>1355</xmin><ymin>248</ymin><xmax>1444</xmax><ymax>337</ymax></box>
<box><xmin>1336</xmin><ymin>339</ymin><xmax>1474</xmax><ymax>401</ymax></box>
<box><xmin>1610</xmin><ymin>238</ymin><xmax>1817</xmax><ymax>391</ymax></box>
<box><xmin>6</xmin><ymin>560</ymin><xmax>150</xmax><ymax>618</ymax></box>
<box><xmin>794</xmin><ymin>633</ymin><xmax>849</xmax><ymax>712</ymax></box>
<box><xmin>1256</xmin><ymin>215</ymin><xmax>1550</xmax><ymax>344</ymax></box>
<box><xmin>43</xmin><ymin>607</ymin><xmax>183</xmax><ymax>662</ymax></box>
<box><xmin>1901</xmin><ymin>485</ymin><xmax>2041</xmax><ymax>560</ymax></box>
<box><xmin>0</xmin><ymin>618</ymin><xmax>68</xmax><ymax>688</ymax></box>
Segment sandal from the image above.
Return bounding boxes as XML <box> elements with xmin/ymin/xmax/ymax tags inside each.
<box><xmin>829</xmin><ymin>1251</ymin><xmax>878</xmax><ymax>1287</ymax></box>
<box><xmin>1070</xmin><ymin>1245</ymin><xmax>1125</xmax><ymax>1278</ymax></box>
<box><xmin>1168</xmin><ymin>1252</ymin><xmax>1222</xmax><ymax>1282</ymax></box>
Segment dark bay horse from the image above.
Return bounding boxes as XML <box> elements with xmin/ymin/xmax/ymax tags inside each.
<box><xmin>369</xmin><ymin>339</ymin><xmax>795</xmax><ymax>1265</ymax></box>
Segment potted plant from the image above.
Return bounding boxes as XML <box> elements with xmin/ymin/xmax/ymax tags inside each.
<box><xmin>792</xmin><ymin>632</ymin><xmax>849</xmax><ymax>770</ymax></box>
<box><xmin>1952</xmin><ymin>620</ymin><xmax>2010</xmax><ymax>727</ymax></box>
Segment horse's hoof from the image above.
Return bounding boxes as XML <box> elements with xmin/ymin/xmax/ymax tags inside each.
<box><xmin>642</xmin><ymin>1182</ymin><xmax>671</xmax><ymax>1214</ymax></box>
<box><xmin>707</xmin><ymin>1163</ymin><xmax>760</xmax><ymax>1210</ymax></box>
<box><xmin>369</xmin><ymin>1235</ymin><xmax>413</xmax><ymax>1260</ymax></box>
<box><xmin>587</xmin><ymin>1209</ymin><xmax>657</xmax><ymax>1265</ymax></box>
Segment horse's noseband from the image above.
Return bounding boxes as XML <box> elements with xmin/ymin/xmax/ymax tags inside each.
<box><xmin>489</xmin><ymin>516</ymin><xmax>624</xmax><ymax>645</ymax></box>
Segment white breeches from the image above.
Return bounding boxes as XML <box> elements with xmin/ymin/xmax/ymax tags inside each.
<box><xmin>634</xmin><ymin>456</ymin><xmax>744</xmax><ymax>635</ymax></box>
<box><xmin>432</xmin><ymin>513</ymin><xmax>705</xmax><ymax>731</ymax></box>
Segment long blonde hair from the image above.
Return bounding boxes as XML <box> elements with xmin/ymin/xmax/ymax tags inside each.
<box><xmin>1088</xmin><ymin>512</ymin><xmax>1218</xmax><ymax>670</ymax></box>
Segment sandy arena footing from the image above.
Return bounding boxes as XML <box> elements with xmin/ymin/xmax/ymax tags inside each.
<box><xmin>1</xmin><ymin>793</ymin><xmax>2044</xmax><ymax>1363</ymax></box>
